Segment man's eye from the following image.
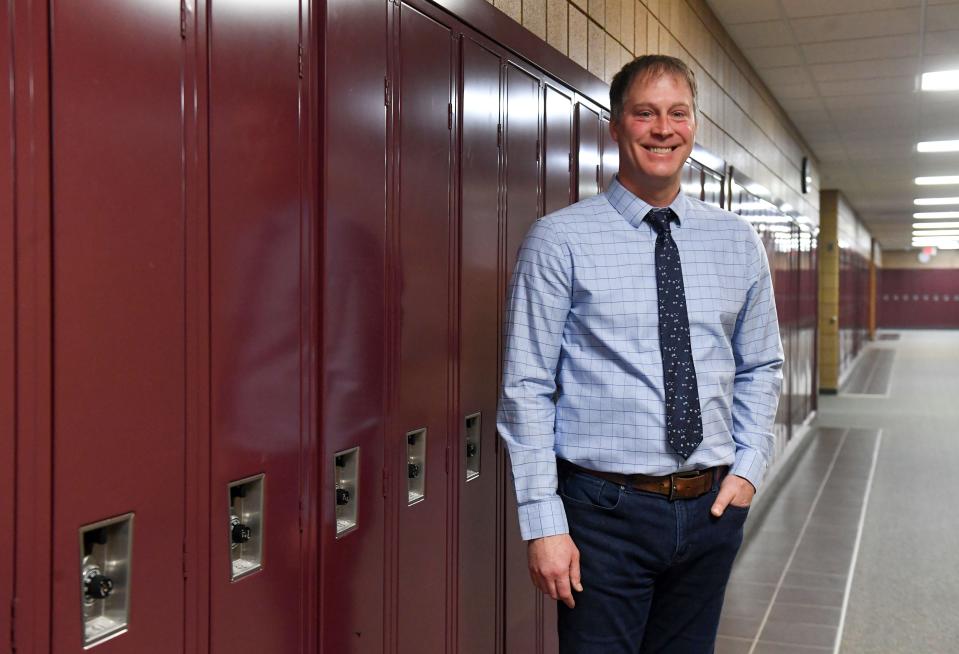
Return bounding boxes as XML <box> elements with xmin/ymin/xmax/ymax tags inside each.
<box><xmin>637</xmin><ymin>111</ymin><xmax>654</xmax><ymax>119</ymax></box>
<box><xmin>672</xmin><ymin>111</ymin><xmax>687</xmax><ymax>119</ymax></box>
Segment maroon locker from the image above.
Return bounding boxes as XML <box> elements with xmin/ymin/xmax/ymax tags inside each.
<box><xmin>544</xmin><ymin>86</ymin><xmax>573</xmax><ymax>215</ymax></box>
<box><xmin>575</xmin><ymin>104</ymin><xmax>600</xmax><ymax>201</ymax></box>
<box><xmin>394</xmin><ymin>5</ymin><xmax>454</xmax><ymax>654</ymax></box>
<box><xmin>1</xmin><ymin>3</ymin><xmax>14</xmax><ymax>647</ymax></box>
<box><xmin>208</xmin><ymin>1</ymin><xmax>306</xmax><ymax>652</ymax></box>
<box><xmin>459</xmin><ymin>36</ymin><xmax>502</xmax><ymax>654</ymax></box>
<box><xmin>600</xmin><ymin>115</ymin><xmax>618</xmax><ymax>192</ymax></box>
<box><xmin>503</xmin><ymin>61</ymin><xmax>545</xmax><ymax>654</ymax></box>
<box><xmin>320</xmin><ymin>0</ymin><xmax>389</xmax><ymax>652</ymax></box>
<box><xmin>48</xmin><ymin>2</ymin><xmax>186</xmax><ymax>651</ymax></box>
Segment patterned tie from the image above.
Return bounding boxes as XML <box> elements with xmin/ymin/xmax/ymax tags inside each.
<box><xmin>645</xmin><ymin>207</ymin><xmax>703</xmax><ymax>460</ymax></box>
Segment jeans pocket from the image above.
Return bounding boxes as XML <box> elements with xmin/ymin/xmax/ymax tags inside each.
<box><xmin>559</xmin><ymin>472</ymin><xmax>623</xmax><ymax>511</ymax></box>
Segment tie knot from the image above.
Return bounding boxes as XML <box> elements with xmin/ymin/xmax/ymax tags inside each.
<box><xmin>645</xmin><ymin>208</ymin><xmax>675</xmax><ymax>234</ymax></box>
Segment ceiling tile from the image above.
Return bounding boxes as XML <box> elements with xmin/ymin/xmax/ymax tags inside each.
<box><xmin>727</xmin><ymin>20</ymin><xmax>794</xmax><ymax>48</ymax></box>
<box><xmin>816</xmin><ymin>75</ymin><xmax>916</xmax><ymax>96</ymax></box>
<box><xmin>744</xmin><ymin>44</ymin><xmax>804</xmax><ymax>67</ymax></box>
<box><xmin>822</xmin><ymin>91</ymin><xmax>918</xmax><ymax>109</ymax></box>
<box><xmin>703</xmin><ymin>0</ymin><xmax>783</xmax><ymax>24</ymax></box>
<box><xmin>926</xmin><ymin>3</ymin><xmax>959</xmax><ymax>31</ymax></box>
<box><xmin>764</xmin><ymin>80</ymin><xmax>820</xmax><ymax>99</ymax></box>
<box><xmin>801</xmin><ymin>34</ymin><xmax>918</xmax><ymax>63</ymax></box>
<box><xmin>781</xmin><ymin>0</ymin><xmax>920</xmax><ymax>19</ymax></box>
<box><xmin>790</xmin><ymin>7</ymin><xmax>920</xmax><ymax>43</ymax></box>
<box><xmin>924</xmin><ymin>29</ymin><xmax>959</xmax><ymax>56</ymax></box>
<box><xmin>780</xmin><ymin>96</ymin><xmax>828</xmax><ymax>112</ymax></box>
<box><xmin>809</xmin><ymin>57</ymin><xmax>918</xmax><ymax>81</ymax></box>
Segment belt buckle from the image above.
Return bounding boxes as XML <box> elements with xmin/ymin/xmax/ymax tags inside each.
<box><xmin>668</xmin><ymin>469</ymin><xmax>708</xmax><ymax>501</ymax></box>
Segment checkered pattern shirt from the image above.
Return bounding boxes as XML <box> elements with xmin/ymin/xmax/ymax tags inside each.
<box><xmin>497</xmin><ymin>177</ymin><xmax>784</xmax><ymax>540</ymax></box>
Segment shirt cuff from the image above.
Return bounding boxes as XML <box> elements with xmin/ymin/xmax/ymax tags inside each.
<box><xmin>730</xmin><ymin>447</ymin><xmax>768</xmax><ymax>492</ymax></box>
<box><xmin>517</xmin><ymin>495</ymin><xmax>569</xmax><ymax>541</ymax></box>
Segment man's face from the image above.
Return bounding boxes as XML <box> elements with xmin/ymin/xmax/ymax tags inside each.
<box><xmin>610</xmin><ymin>72</ymin><xmax>696</xmax><ymax>196</ymax></box>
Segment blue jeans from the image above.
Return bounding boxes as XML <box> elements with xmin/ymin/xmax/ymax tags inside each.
<box><xmin>557</xmin><ymin>465</ymin><xmax>748</xmax><ymax>654</ymax></box>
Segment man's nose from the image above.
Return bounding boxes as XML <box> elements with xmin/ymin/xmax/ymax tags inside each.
<box><xmin>651</xmin><ymin>114</ymin><xmax>673</xmax><ymax>135</ymax></box>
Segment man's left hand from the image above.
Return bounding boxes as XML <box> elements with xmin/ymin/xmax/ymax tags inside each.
<box><xmin>710</xmin><ymin>474</ymin><xmax>755</xmax><ymax>517</ymax></box>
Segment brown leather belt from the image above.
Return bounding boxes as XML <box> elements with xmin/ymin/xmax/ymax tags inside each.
<box><xmin>558</xmin><ymin>459</ymin><xmax>727</xmax><ymax>501</ymax></box>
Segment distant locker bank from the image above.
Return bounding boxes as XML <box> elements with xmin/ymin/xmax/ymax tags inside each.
<box><xmin>1</xmin><ymin>1</ymin><xmax>818</xmax><ymax>653</ymax></box>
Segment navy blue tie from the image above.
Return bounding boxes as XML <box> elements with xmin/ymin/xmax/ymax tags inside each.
<box><xmin>645</xmin><ymin>207</ymin><xmax>703</xmax><ymax>460</ymax></box>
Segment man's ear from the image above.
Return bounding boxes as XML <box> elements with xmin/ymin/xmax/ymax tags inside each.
<box><xmin>609</xmin><ymin>116</ymin><xmax>619</xmax><ymax>143</ymax></box>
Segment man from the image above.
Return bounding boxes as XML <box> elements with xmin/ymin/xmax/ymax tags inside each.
<box><xmin>497</xmin><ymin>55</ymin><xmax>783</xmax><ymax>653</ymax></box>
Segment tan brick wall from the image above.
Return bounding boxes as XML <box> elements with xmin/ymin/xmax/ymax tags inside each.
<box><xmin>880</xmin><ymin>249</ymin><xmax>959</xmax><ymax>270</ymax></box>
<box><xmin>484</xmin><ymin>0</ymin><xmax>821</xmax><ymax>225</ymax></box>
<box><xmin>818</xmin><ymin>190</ymin><xmax>840</xmax><ymax>392</ymax></box>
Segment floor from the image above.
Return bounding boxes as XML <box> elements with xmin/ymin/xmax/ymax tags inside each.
<box><xmin>716</xmin><ymin>330</ymin><xmax>959</xmax><ymax>653</ymax></box>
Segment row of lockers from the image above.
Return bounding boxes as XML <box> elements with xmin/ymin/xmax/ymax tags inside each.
<box><xmin>879</xmin><ymin>269</ymin><xmax>959</xmax><ymax>328</ymax></box>
<box><xmin>2</xmin><ymin>0</ymin><xmax>821</xmax><ymax>653</ymax></box>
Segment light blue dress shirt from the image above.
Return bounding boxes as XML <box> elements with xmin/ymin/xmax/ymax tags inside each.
<box><xmin>497</xmin><ymin>177</ymin><xmax>784</xmax><ymax>540</ymax></box>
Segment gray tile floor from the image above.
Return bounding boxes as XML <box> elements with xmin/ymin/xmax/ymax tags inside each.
<box><xmin>719</xmin><ymin>330</ymin><xmax>959</xmax><ymax>653</ymax></box>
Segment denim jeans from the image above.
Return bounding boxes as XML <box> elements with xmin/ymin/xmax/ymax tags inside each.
<box><xmin>556</xmin><ymin>465</ymin><xmax>748</xmax><ymax>654</ymax></box>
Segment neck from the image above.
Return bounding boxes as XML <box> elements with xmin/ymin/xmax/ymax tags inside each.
<box><xmin>617</xmin><ymin>174</ymin><xmax>680</xmax><ymax>208</ymax></box>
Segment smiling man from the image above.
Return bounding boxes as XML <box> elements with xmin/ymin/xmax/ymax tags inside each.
<box><xmin>497</xmin><ymin>55</ymin><xmax>784</xmax><ymax>653</ymax></box>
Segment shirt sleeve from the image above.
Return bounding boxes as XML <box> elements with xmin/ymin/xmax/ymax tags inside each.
<box><xmin>729</xmin><ymin>231</ymin><xmax>785</xmax><ymax>490</ymax></box>
<box><xmin>497</xmin><ymin>219</ymin><xmax>573</xmax><ymax>540</ymax></box>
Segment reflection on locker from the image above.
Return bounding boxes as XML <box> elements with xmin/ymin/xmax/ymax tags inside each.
<box><xmin>228</xmin><ymin>475</ymin><xmax>265</xmax><ymax>581</ymax></box>
<box><xmin>79</xmin><ymin>514</ymin><xmax>134</xmax><ymax>649</ymax></box>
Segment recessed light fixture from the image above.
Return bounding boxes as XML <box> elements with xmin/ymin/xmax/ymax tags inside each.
<box><xmin>912</xmin><ymin>229</ymin><xmax>959</xmax><ymax>238</ymax></box>
<box><xmin>914</xmin><ymin>211</ymin><xmax>959</xmax><ymax>219</ymax></box>
<box><xmin>915</xmin><ymin>175</ymin><xmax>959</xmax><ymax>185</ymax></box>
<box><xmin>913</xmin><ymin>221</ymin><xmax>959</xmax><ymax>229</ymax></box>
<box><xmin>914</xmin><ymin>197</ymin><xmax>959</xmax><ymax>205</ymax></box>
<box><xmin>921</xmin><ymin>70</ymin><xmax>959</xmax><ymax>91</ymax></box>
<box><xmin>917</xmin><ymin>140</ymin><xmax>959</xmax><ymax>153</ymax></box>
<box><xmin>912</xmin><ymin>238</ymin><xmax>959</xmax><ymax>250</ymax></box>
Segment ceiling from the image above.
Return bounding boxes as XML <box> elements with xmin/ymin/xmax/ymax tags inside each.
<box><xmin>705</xmin><ymin>0</ymin><xmax>959</xmax><ymax>250</ymax></box>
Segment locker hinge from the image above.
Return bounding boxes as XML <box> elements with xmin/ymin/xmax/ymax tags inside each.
<box><xmin>182</xmin><ymin>543</ymin><xmax>188</xmax><ymax>580</ymax></box>
<box><xmin>298</xmin><ymin>44</ymin><xmax>304</xmax><ymax>79</ymax></box>
<box><xmin>180</xmin><ymin>0</ymin><xmax>187</xmax><ymax>38</ymax></box>
<box><xmin>448</xmin><ymin>103</ymin><xmax>453</xmax><ymax>130</ymax></box>
<box><xmin>445</xmin><ymin>446</ymin><xmax>450</xmax><ymax>474</ymax></box>
<box><xmin>10</xmin><ymin>597</ymin><xmax>16</xmax><ymax>652</ymax></box>
<box><xmin>382</xmin><ymin>467</ymin><xmax>389</xmax><ymax>498</ymax></box>
<box><xmin>536</xmin><ymin>139</ymin><xmax>540</xmax><ymax>162</ymax></box>
<box><xmin>497</xmin><ymin>123</ymin><xmax>503</xmax><ymax>148</ymax></box>
<box><xmin>568</xmin><ymin>152</ymin><xmax>573</xmax><ymax>173</ymax></box>
<box><xmin>298</xmin><ymin>500</ymin><xmax>304</xmax><ymax>533</ymax></box>
<box><xmin>596</xmin><ymin>164</ymin><xmax>601</xmax><ymax>188</ymax></box>
<box><xmin>384</xmin><ymin>77</ymin><xmax>391</xmax><ymax>107</ymax></box>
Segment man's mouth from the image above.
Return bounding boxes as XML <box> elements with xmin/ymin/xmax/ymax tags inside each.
<box><xmin>645</xmin><ymin>146</ymin><xmax>676</xmax><ymax>154</ymax></box>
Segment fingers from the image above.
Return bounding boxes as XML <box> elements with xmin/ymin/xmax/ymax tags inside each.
<box><xmin>711</xmin><ymin>485</ymin><xmax>735</xmax><ymax>517</ymax></box>
<box><xmin>569</xmin><ymin>547</ymin><xmax>583</xmax><ymax>593</ymax></box>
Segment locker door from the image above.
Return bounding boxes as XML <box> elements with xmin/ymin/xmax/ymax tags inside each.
<box><xmin>544</xmin><ymin>86</ymin><xmax>573</xmax><ymax>215</ymax></box>
<box><xmin>503</xmin><ymin>62</ymin><xmax>544</xmax><ymax>654</ymax></box>
<box><xmin>575</xmin><ymin>104</ymin><xmax>600</xmax><ymax>201</ymax></box>
<box><xmin>0</xmin><ymin>4</ymin><xmax>13</xmax><ymax>645</ymax></box>
<box><xmin>208</xmin><ymin>2</ymin><xmax>305</xmax><ymax>652</ymax></box>
<box><xmin>320</xmin><ymin>0</ymin><xmax>388</xmax><ymax>651</ymax></box>
<box><xmin>600</xmin><ymin>115</ymin><xmax>618</xmax><ymax>192</ymax></box>
<box><xmin>459</xmin><ymin>37</ymin><xmax>501</xmax><ymax>654</ymax></box>
<box><xmin>49</xmin><ymin>2</ymin><xmax>186</xmax><ymax>651</ymax></box>
<box><xmin>395</xmin><ymin>6</ymin><xmax>453</xmax><ymax>654</ymax></box>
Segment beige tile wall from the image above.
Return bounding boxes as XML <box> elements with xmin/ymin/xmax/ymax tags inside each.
<box><xmin>881</xmin><ymin>250</ymin><xmax>959</xmax><ymax>270</ymax></box>
<box><xmin>484</xmin><ymin>0</ymin><xmax>821</xmax><ymax>225</ymax></box>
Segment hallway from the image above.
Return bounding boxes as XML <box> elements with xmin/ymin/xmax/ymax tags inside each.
<box><xmin>718</xmin><ymin>330</ymin><xmax>959</xmax><ymax>653</ymax></box>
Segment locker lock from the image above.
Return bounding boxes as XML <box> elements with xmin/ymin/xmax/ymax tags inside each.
<box><xmin>230</xmin><ymin>515</ymin><xmax>252</xmax><ymax>546</ymax></box>
<box><xmin>82</xmin><ymin>565</ymin><xmax>114</xmax><ymax>602</ymax></box>
<box><xmin>466</xmin><ymin>442</ymin><xmax>477</xmax><ymax>458</ymax></box>
<box><xmin>408</xmin><ymin>463</ymin><xmax>421</xmax><ymax>479</ymax></box>
<box><xmin>336</xmin><ymin>488</ymin><xmax>351</xmax><ymax>506</ymax></box>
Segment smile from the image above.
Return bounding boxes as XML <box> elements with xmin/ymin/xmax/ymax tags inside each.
<box><xmin>645</xmin><ymin>146</ymin><xmax>676</xmax><ymax>154</ymax></box>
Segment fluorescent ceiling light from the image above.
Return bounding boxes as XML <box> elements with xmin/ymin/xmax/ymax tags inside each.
<box><xmin>913</xmin><ymin>221</ymin><xmax>959</xmax><ymax>229</ymax></box>
<box><xmin>915</xmin><ymin>197</ymin><xmax>959</xmax><ymax>205</ymax></box>
<box><xmin>912</xmin><ymin>239</ymin><xmax>959</xmax><ymax>249</ymax></box>
<box><xmin>921</xmin><ymin>70</ymin><xmax>959</xmax><ymax>91</ymax></box>
<box><xmin>912</xmin><ymin>229</ymin><xmax>959</xmax><ymax>237</ymax></box>
<box><xmin>916</xmin><ymin>175</ymin><xmax>959</xmax><ymax>185</ymax></box>
<box><xmin>917</xmin><ymin>140</ymin><xmax>959</xmax><ymax>153</ymax></box>
<box><xmin>914</xmin><ymin>211</ymin><xmax>959</xmax><ymax>219</ymax></box>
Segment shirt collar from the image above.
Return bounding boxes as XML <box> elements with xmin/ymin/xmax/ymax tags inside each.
<box><xmin>605</xmin><ymin>175</ymin><xmax>691</xmax><ymax>230</ymax></box>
